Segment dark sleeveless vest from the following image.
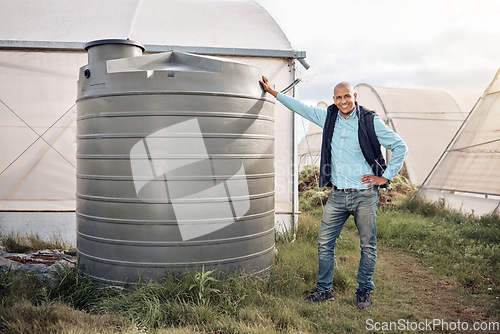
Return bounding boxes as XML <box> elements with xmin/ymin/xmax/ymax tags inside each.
<box><xmin>319</xmin><ymin>102</ymin><xmax>388</xmax><ymax>188</ymax></box>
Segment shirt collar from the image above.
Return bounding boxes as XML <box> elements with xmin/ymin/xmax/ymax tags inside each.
<box><xmin>337</xmin><ymin>106</ymin><xmax>358</xmax><ymax>120</ymax></box>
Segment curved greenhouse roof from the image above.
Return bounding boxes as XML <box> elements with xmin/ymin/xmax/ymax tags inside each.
<box><xmin>0</xmin><ymin>0</ymin><xmax>294</xmax><ymax>54</ymax></box>
<box><xmin>356</xmin><ymin>84</ymin><xmax>479</xmax><ymax>185</ymax></box>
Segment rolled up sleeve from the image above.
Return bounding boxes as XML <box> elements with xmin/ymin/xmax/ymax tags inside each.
<box><xmin>276</xmin><ymin>93</ymin><xmax>326</xmax><ymax>128</ymax></box>
<box><xmin>373</xmin><ymin>116</ymin><xmax>408</xmax><ymax>180</ymax></box>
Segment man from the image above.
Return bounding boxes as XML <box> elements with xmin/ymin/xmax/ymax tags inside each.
<box><xmin>260</xmin><ymin>76</ymin><xmax>408</xmax><ymax>308</ymax></box>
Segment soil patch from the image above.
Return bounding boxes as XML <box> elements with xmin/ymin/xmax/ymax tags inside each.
<box><xmin>378</xmin><ymin>244</ymin><xmax>498</xmax><ymax>327</ymax></box>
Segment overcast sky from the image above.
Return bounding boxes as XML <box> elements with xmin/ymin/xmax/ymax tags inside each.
<box><xmin>254</xmin><ymin>0</ymin><xmax>500</xmax><ymax>104</ymax></box>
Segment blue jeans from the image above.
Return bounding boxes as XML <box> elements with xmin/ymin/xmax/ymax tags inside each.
<box><xmin>316</xmin><ymin>187</ymin><xmax>379</xmax><ymax>293</ymax></box>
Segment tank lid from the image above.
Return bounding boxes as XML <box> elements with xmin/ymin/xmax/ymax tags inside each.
<box><xmin>84</xmin><ymin>39</ymin><xmax>145</xmax><ymax>51</ymax></box>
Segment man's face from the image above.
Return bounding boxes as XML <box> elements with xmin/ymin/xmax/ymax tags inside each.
<box><xmin>334</xmin><ymin>85</ymin><xmax>357</xmax><ymax>116</ymax></box>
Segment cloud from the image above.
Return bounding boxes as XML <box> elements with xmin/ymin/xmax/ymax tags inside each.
<box><xmin>294</xmin><ymin>24</ymin><xmax>500</xmax><ymax>101</ymax></box>
<box><xmin>256</xmin><ymin>0</ymin><xmax>500</xmax><ymax>102</ymax></box>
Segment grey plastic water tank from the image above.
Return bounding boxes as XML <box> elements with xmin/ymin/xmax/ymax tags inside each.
<box><xmin>76</xmin><ymin>39</ymin><xmax>275</xmax><ymax>285</ymax></box>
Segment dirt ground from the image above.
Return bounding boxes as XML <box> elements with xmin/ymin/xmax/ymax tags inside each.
<box><xmin>377</xmin><ymin>244</ymin><xmax>499</xmax><ymax>330</ymax></box>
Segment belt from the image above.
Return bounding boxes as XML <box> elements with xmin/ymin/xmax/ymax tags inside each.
<box><xmin>333</xmin><ymin>186</ymin><xmax>361</xmax><ymax>193</ymax></box>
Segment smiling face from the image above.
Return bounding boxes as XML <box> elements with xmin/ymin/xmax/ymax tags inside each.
<box><xmin>333</xmin><ymin>82</ymin><xmax>357</xmax><ymax>118</ymax></box>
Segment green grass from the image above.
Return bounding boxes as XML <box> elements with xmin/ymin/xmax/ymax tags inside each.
<box><xmin>1</xmin><ymin>231</ymin><xmax>73</xmax><ymax>253</ymax></box>
<box><xmin>1</xmin><ymin>181</ymin><xmax>499</xmax><ymax>332</ymax></box>
<box><xmin>0</xmin><ymin>210</ymin><xmax>432</xmax><ymax>333</ymax></box>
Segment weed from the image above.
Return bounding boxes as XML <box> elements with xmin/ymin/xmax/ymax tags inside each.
<box><xmin>189</xmin><ymin>266</ymin><xmax>221</xmax><ymax>306</ymax></box>
<box><xmin>297</xmin><ymin>164</ymin><xmax>330</xmax><ymax>212</ymax></box>
<box><xmin>275</xmin><ymin>221</ymin><xmax>296</xmax><ymax>243</ymax></box>
<box><xmin>47</xmin><ymin>265</ymin><xmax>115</xmax><ymax>310</ymax></box>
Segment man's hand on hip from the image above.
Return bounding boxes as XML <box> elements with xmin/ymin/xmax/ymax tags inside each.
<box><xmin>361</xmin><ymin>175</ymin><xmax>388</xmax><ymax>187</ymax></box>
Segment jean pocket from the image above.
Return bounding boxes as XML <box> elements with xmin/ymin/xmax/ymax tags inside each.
<box><xmin>360</xmin><ymin>187</ymin><xmax>378</xmax><ymax>197</ymax></box>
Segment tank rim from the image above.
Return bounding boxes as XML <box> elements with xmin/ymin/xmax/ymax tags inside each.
<box><xmin>84</xmin><ymin>39</ymin><xmax>145</xmax><ymax>51</ymax></box>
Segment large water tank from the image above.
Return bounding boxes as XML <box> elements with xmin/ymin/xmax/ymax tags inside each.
<box><xmin>76</xmin><ymin>39</ymin><xmax>275</xmax><ymax>285</ymax></box>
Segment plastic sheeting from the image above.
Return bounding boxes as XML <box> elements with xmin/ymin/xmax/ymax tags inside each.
<box><xmin>0</xmin><ymin>0</ymin><xmax>302</xmax><ymax>234</ymax></box>
<box><xmin>0</xmin><ymin>54</ymin><xmax>297</xmax><ymax>214</ymax></box>
<box><xmin>297</xmin><ymin>102</ymin><xmax>327</xmax><ymax>170</ymax></box>
<box><xmin>420</xmin><ymin>68</ymin><xmax>500</xmax><ymax>215</ymax></box>
<box><xmin>356</xmin><ymin>84</ymin><xmax>479</xmax><ymax>185</ymax></box>
<box><xmin>0</xmin><ymin>0</ymin><xmax>291</xmax><ymax>51</ymax></box>
<box><xmin>0</xmin><ymin>51</ymin><xmax>85</xmax><ymax>210</ymax></box>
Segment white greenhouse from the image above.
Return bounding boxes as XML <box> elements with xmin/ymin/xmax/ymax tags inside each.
<box><xmin>0</xmin><ymin>0</ymin><xmax>309</xmax><ymax>242</ymax></box>
<box><xmin>356</xmin><ymin>84</ymin><xmax>479</xmax><ymax>186</ymax></box>
<box><xmin>419</xmin><ymin>68</ymin><xmax>500</xmax><ymax>216</ymax></box>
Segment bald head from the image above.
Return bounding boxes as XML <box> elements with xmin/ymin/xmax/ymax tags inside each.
<box><xmin>334</xmin><ymin>81</ymin><xmax>354</xmax><ymax>93</ymax></box>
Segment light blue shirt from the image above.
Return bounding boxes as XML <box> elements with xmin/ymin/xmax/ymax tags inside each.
<box><xmin>277</xmin><ymin>93</ymin><xmax>408</xmax><ymax>189</ymax></box>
